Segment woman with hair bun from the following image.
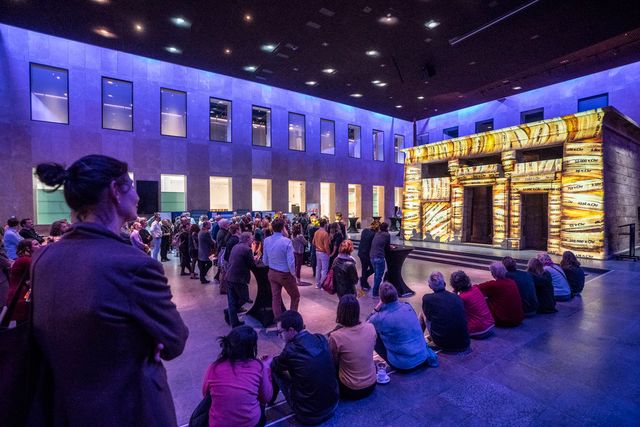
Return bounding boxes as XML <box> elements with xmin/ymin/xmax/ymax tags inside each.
<box><xmin>30</xmin><ymin>155</ymin><xmax>188</xmax><ymax>426</ymax></box>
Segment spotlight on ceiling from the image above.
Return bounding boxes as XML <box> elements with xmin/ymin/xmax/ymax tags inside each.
<box><xmin>512</xmin><ymin>86</ymin><xmax>522</xmax><ymax>90</ymax></box>
<box><xmin>417</xmin><ymin>96</ymin><xmax>425</xmax><ymax>100</ymax></box>
<box><xmin>395</xmin><ymin>105</ymin><xmax>403</xmax><ymax>108</ymax></box>
<box><xmin>165</xmin><ymin>46</ymin><xmax>182</xmax><ymax>54</ymax></box>
<box><xmin>93</xmin><ymin>27</ymin><xmax>117</xmax><ymax>38</ymax></box>
<box><xmin>374</xmin><ymin>82</ymin><xmax>388</xmax><ymax>87</ymax></box>
<box><xmin>322</xmin><ymin>68</ymin><xmax>336</xmax><ymax>75</ymax></box>
<box><xmin>305</xmin><ymin>81</ymin><xmax>318</xmax><ymax>86</ymax></box>
<box><xmin>350</xmin><ymin>93</ymin><xmax>363</xmax><ymax>98</ymax></box>
<box><xmin>261</xmin><ymin>43</ymin><xmax>279</xmax><ymax>53</ymax></box>
<box><xmin>243</xmin><ymin>65</ymin><xmax>258</xmax><ymax>72</ymax></box>
<box><xmin>366</xmin><ymin>50</ymin><xmax>380</xmax><ymax>57</ymax></box>
<box><xmin>424</xmin><ymin>20</ymin><xmax>440</xmax><ymax>29</ymax></box>
<box><xmin>170</xmin><ymin>16</ymin><xmax>192</xmax><ymax>28</ymax></box>
<box><xmin>378</xmin><ymin>13</ymin><xmax>398</xmax><ymax>25</ymax></box>
<box><xmin>224</xmin><ymin>48</ymin><xmax>232</xmax><ymax>55</ymax></box>
<box><xmin>133</xmin><ymin>23</ymin><xmax>144</xmax><ymax>32</ymax></box>
<box><xmin>244</xmin><ymin>14</ymin><xmax>253</xmax><ymax>22</ymax></box>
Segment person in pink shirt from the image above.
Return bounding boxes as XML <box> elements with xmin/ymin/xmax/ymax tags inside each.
<box><xmin>450</xmin><ymin>270</ymin><xmax>495</xmax><ymax>339</ymax></box>
<box><xmin>201</xmin><ymin>326</ymin><xmax>273</xmax><ymax>427</ymax></box>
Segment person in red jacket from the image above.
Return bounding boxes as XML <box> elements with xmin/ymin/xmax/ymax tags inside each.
<box><xmin>477</xmin><ymin>262</ymin><xmax>524</xmax><ymax>327</ymax></box>
<box><xmin>5</xmin><ymin>238</ymin><xmax>39</xmax><ymax>324</ymax></box>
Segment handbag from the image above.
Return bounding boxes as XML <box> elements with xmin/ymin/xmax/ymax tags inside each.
<box><xmin>188</xmin><ymin>393</ymin><xmax>212</xmax><ymax>427</ymax></box>
<box><xmin>321</xmin><ymin>259</ymin><xmax>337</xmax><ymax>295</ymax></box>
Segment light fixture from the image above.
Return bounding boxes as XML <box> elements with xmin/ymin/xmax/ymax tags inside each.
<box><xmin>91</xmin><ymin>0</ymin><xmax>110</xmax><ymax>4</ymax></box>
<box><xmin>378</xmin><ymin>13</ymin><xmax>398</xmax><ymax>25</ymax></box>
<box><xmin>512</xmin><ymin>86</ymin><xmax>522</xmax><ymax>90</ymax></box>
<box><xmin>321</xmin><ymin>42</ymin><xmax>329</xmax><ymax>47</ymax></box>
<box><xmin>165</xmin><ymin>46</ymin><xmax>182</xmax><ymax>54</ymax></box>
<box><xmin>107</xmin><ymin>80</ymin><xmax>113</xmax><ymax>84</ymax></box>
<box><xmin>261</xmin><ymin>43</ymin><xmax>278</xmax><ymax>53</ymax></box>
<box><xmin>93</xmin><ymin>27</ymin><xmax>117</xmax><ymax>38</ymax></box>
<box><xmin>170</xmin><ymin>16</ymin><xmax>191</xmax><ymax>28</ymax></box>
<box><xmin>134</xmin><ymin>23</ymin><xmax>144</xmax><ymax>32</ymax></box>
<box><xmin>560</xmin><ymin>59</ymin><xmax>570</xmax><ymax>64</ymax></box>
<box><xmin>305</xmin><ymin>81</ymin><xmax>318</xmax><ymax>86</ymax></box>
<box><xmin>371</xmin><ymin>80</ymin><xmax>381</xmax><ymax>84</ymax></box>
<box><xmin>417</xmin><ymin>96</ymin><xmax>424</xmax><ymax>100</ymax></box>
<box><xmin>468</xmin><ymin>61</ymin><xmax>477</xmax><ymax>65</ymax></box>
<box><xmin>395</xmin><ymin>105</ymin><xmax>403</xmax><ymax>108</ymax></box>
<box><xmin>350</xmin><ymin>93</ymin><xmax>363</xmax><ymax>98</ymax></box>
<box><xmin>366</xmin><ymin>50</ymin><xmax>380</xmax><ymax>57</ymax></box>
<box><xmin>322</xmin><ymin>68</ymin><xmax>336</xmax><ymax>74</ymax></box>
<box><xmin>243</xmin><ymin>65</ymin><xmax>258</xmax><ymax>72</ymax></box>
<box><xmin>425</xmin><ymin>20</ymin><xmax>440</xmax><ymax>29</ymax></box>
<box><xmin>375</xmin><ymin>82</ymin><xmax>387</xmax><ymax>87</ymax></box>
<box><xmin>224</xmin><ymin>48</ymin><xmax>232</xmax><ymax>55</ymax></box>
<box><xmin>244</xmin><ymin>14</ymin><xmax>253</xmax><ymax>22</ymax></box>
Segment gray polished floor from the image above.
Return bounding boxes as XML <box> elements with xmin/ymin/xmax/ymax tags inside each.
<box><xmin>162</xmin><ymin>246</ymin><xmax>640</xmax><ymax>426</ymax></box>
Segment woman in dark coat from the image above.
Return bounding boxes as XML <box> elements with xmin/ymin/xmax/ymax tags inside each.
<box><xmin>561</xmin><ymin>250</ymin><xmax>586</xmax><ymax>296</ymax></box>
<box><xmin>332</xmin><ymin>240</ymin><xmax>359</xmax><ymax>298</ymax></box>
<box><xmin>527</xmin><ymin>257</ymin><xmax>557</xmax><ymax>314</ymax></box>
<box><xmin>31</xmin><ymin>155</ymin><xmax>188</xmax><ymax>426</ymax></box>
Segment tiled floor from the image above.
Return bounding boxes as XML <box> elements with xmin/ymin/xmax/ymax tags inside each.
<box><xmin>162</xmin><ymin>243</ymin><xmax>640</xmax><ymax>426</ymax></box>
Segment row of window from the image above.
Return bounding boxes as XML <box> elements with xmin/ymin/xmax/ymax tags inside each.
<box><xmin>29</xmin><ymin>63</ymin><xmax>406</xmax><ymax>163</ymax></box>
<box><xmin>34</xmin><ymin>173</ymin><xmax>403</xmax><ymax>224</ymax></box>
<box><xmin>416</xmin><ymin>93</ymin><xmax>609</xmax><ymax>144</ymax></box>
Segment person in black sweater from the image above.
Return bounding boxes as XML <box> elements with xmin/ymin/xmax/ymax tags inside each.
<box><xmin>526</xmin><ymin>257</ymin><xmax>557</xmax><ymax>314</ymax></box>
<box><xmin>561</xmin><ymin>251</ymin><xmax>585</xmax><ymax>296</ymax></box>
<box><xmin>357</xmin><ymin>221</ymin><xmax>378</xmax><ymax>291</ymax></box>
<box><xmin>224</xmin><ymin>232</ymin><xmax>256</xmax><ymax>327</ymax></box>
<box><xmin>502</xmin><ymin>256</ymin><xmax>538</xmax><ymax>316</ymax></box>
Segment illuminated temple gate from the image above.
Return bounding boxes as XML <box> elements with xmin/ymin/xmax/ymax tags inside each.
<box><xmin>402</xmin><ymin>108</ymin><xmax>640</xmax><ymax>260</ymax></box>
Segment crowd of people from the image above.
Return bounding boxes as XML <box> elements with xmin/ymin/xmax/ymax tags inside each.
<box><xmin>0</xmin><ymin>153</ymin><xmax>587</xmax><ymax>427</ymax></box>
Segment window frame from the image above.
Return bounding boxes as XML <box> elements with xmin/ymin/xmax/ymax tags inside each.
<box><xmin>209</xmin><ymin>97</ymin><xmax>233</xmax><ymax>143</ymax></box>
<box><xmin>442</xmin><ymin>126</ymin><xmax>459</xmax><ymax>139</ymax></box>
<box><xmin>348</xmin><ymin>124</ymin><xmax>361</xmax><ymax>159</ymax></box>
<box><xmin>160</xmin><ymin>87</ymin><xmax>187</xmax><ymax>138</ymax></box>
<box><xmin>520</xmin><ymin>108</ymin><xmax>544</xmax><ymax>124</ymax></box>
<box><xmin>320</xmin><ymin>118</ymin><xmax>336</xmax><ymax>155</ymax></box>
<box><xmin>475</xmin><ymin>119</ymin><xmax>494</xmax><ymax>134</ymax></box>
<box><xmin>577</xmin><ymin>93</ymin><xmax>608</xmax><ymax>112</ymax></box>
<box><xmin>394</xmin><ymin>134</ymin><xmax>405</xmax><ymax>164</ymax></box>
<box><xmin>288</xmin><ymin>112</ymin><xmax>306</xmax><ymax>152</ymax></box>
<box><xmin>372</xmin><ymin>129</ymin><xmax>385</xmax><ymax>162</ymax></box>
<box><xmin>251</xmin><ymin>105</ymin><xmax>272</xmax><ymax>148</ymax></box>
<box><xmin>29</xmin><ymin>62</ymin><xmax>70</xmax><ymax>125</ymax></box>
<box><xmin>101</xmin><ymin>76</ymin><xmax>133</xmax><ymax>132</ymax></box>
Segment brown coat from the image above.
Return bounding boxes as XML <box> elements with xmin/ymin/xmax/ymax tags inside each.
<box><xmin>31</xmin><ymin>222</ymin><xmax>188</xmax><ymax>426</ymax></box>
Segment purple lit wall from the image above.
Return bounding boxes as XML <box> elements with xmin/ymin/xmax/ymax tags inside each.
<box><xmin>417</xmin><ymin>60</ymin><xmax>640</xmax><ymax>143</ymax></box>
<box><xmin>0</xmin><ymin>24</ymin><xmax>412</xmax><ymax>224</ymax></box>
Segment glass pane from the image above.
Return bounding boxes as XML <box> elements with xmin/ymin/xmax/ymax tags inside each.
<box><xmin>320</xmin><ymin>182</ymin><xmax>335</xmax><ymax>219</ymax></box>
<box><xmin>348</xmin><ymin>184</ymin><xmax>361</xmax><ymax>219</ymax></box>
<box><xmin>521</xmin><ymin>108</ymin><xmax>544</xmax><ymax>124</ymax></box>
<box><xmin>161</xmin><ymin>88</ymin><xmax>187</xmax><ymax>137</ymax></box>
<box><xmin>210</xmin><ymin>176</ymin><xmax>232</xmax><ymax>211</ymax></box>
<box><xmin>252</xmin><ymin>179</ymin><xmax>272</xmax><ymax>210</ymax></box>
<box><xmin>443</xmin><ymin>126</ymin><xmax>459</xmax><ymax>139</ymax></box>
<box><xmin>475</xmin><ymin>120</ymin><xmax>493</xmax><ymax>133</ymax></box>
<box><xmin>348</xmin><ymin>125</ymin><xmax>361</xmax><ymax>158</ymax></box>
<box><xmin>578</xmin><ymin>94</ymin><xmax>608</xmax><ymax>112</ymax></box>
<box><xmin>210</xmin><ymin>98</ymin><xmax>231</xmax><ymax>142</ymax></box>
<box><xmin>252</xmin><ymin>106</ymin><xmax>271</xmax><ymax>147</ymax></box>
<box><xmin>373</xmin><ymin>185</ymin><xmax>384</xmax><ymax>218</ymax></box>
<box><xmin>417</xmin><ymin>132</ymin><xmax>429</xmax><ymax>145</ymax></box>
<box><xmin>373</xmin><ymin>130</ymin><xmax>384</xmax><ymax>161</ymax></box>
<box><xmin>394</xmin><ymin>134</ymin><xmax>405</xmax><ymax>164</ymax></box>
<box><xmin>30</xmin><ymin>64</ymin><xmax>68</xmax><ymax>124</ymax></box>
<box><xmin>288</xmin><ymin>180</ymin><xmax>306</xmax><ymax>213</ymax></box>
<box><xmin>160</xmin><ymin>174</ymin><xmax>186</xmax><ymax>211</ymax></box>
<box><xmin>320</xmin><ymin>119</ymin><xmax>335</xmax><ymax>154</ymax></box>
<box><xmin>102</xmin><ymin>78</ymin><xmax>133</xmax><ymax>131</ymax></box>
<box><xmin>288</xmin><ymin>113</ymin><xmax>305</xmax><ymax>151</ymax></box>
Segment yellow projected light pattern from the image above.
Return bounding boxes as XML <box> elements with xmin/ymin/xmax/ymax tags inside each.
<box><xmin>402</xmin><ymin>109</ymin><xmax>606</xmax><ymax>259</ymax></box>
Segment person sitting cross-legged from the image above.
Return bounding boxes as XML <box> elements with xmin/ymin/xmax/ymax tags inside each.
<box><xmin>450</xmin><ymin>270</ymin><xmax>495</xmax><ymax>339</ymax></box>
<box><xmin>477</xmin><ymin>262</ymin><xmax>524</xmax><ymax>327</ymax></box>
<box><xmin>270</xmin><ymin>310</ymin><xmax>339</xmax><ymax>425</ymax></box>
<box><xmin>502</xmin><ymin>256</ymin><xmax>538</xmax><ymax>316</ymax></box>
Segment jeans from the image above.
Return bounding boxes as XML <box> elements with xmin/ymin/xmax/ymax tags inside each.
<box><xmin>315</xmin><ymin>251</ymin><xmax>330</xmax><ymax>288</ymax></box>
<box><xmin>151</xmin><ymin>237</ymin><xmax>161</xmax><ymax>260</ymax></box>
<box><xmin>371</xmin><ymin>257</ymin><xmax>386</xmax><ymax>296</ymax></box>
<box><xmin>198</xmin><ymin>259</ymin><xmax>212</xmax><ymax>283</ymax></box>
<box><xmin>358</xmin><ymin>254</ymin><xmax>374</xmax><ymax>288</ymax></box>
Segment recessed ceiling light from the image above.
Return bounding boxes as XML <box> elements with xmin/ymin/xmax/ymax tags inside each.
<box><xmin>512</xmin><ymin>86</ymin><xmax>522</xmax><ymax>90</ymax></box>
<box><xmin>170</xmin><ymin>16</ymin><xmax>191</xmax><ymax>28</ymax></box>
<box><xmin>261</xmin><ymin>43</ymin><xmax>278</xmax><ymax>53</ymax></box>
<box><xmin>395</xmin><ymin>105</ymin><xmax>403</xmax><ymax>108</ymax></box>
<box><xmin>165</xmin><ymin>46</ymin><xmax>182</xmax><ymax>54</ymax></box>
<box><xmin>417</xmin><ymin>96</ymin><xmax>424</xmax><ymax>100</ymax></box>
<box><xmin>468</xmin><ymin>61</ymin><xmax>477</xmax><ymax>65</ymax></box>
<box><xmin>321</xmin><ymin>42</ymin><xmax>329</xmax><ymax>47</ymax></box>
<box><xmin>322</xmin><ymin>68</ymin><xmax>336</xmax><ymax>74</ymax></box>
<box><xmin>424</xmin><ymin>38</ymin><xmax>433</xmax><ymax>43</ymax></box>
<box><xmin>133</xmin><ymin>23</ymin><xmax>144</xmax><ymax>32</ymax></box>
<box><xmin>91</xmin><ymin>0</ymin><xmax>110</xmax><ymax>4</ymax></box>
<box><xmin>350</xmin><ymin>93</ymin><xmax>363</xmax><ymax>98</ymax></box>
<box><xmin>293</xmin><ymin>67</ymin><xmax>299</xmax><ymax>71</ymax></box>
<box><xmin>243</xmin><ymin>65</ymin><xmax>258</xmax><ymax>72</ymax></box>
<box><xmin>244</xmin><ymin>14</ymin><xmax>253</xmax><ymax>22</ymax></box>
<box><xmin>502</xmin><ymin>79</ymin><xmax>510</xmax><ymax>84</ymax></box>
<box><xmin>305</xmin><ymin>81</ymin><xmax>318</xmax><ymax>86</ymax></box>
<box><xmin>224</xmin><ymin>48</ymin><xmax>232</xmax><ymax>55</ymax></box>
<box><xmin>371</xmin><ymin>80</ymin><xmax>381</xmax><ymax>84</ymax></box>
<box><xmin>530</xmin><ymin>34</ymin><xmax>540</xmax><ymax>40</ymax></box>
<box><xmin>458</xmin><ymin>95</ymin><xmax>464</xmax><ymax>98</ymax></box>
<box><xmin>366</xmin><ymin>50</ymin><xmax>380</xmax><ymax>57</ymax></box>
<box><xmin>93</xmin><ymin>27</ymin><xmax>117</xmax><ymax>38</ymax></box>
<box><xmin>425</xmin><ymin>20</ymin><xmax>440</xmax><ymax>29</ymax></box>
<box><xmin>375</xmin><ymin>82</ymin><xmax>388</xmax><ymax>87</ymax></box>
<box><xmin>560</xmin><ymin>59</ymin><xmax>570</xmax><ymax>64</ymax></box>
<box><xmin>378</xmin><ymin>13</ymin><xmax>399</xmax><ymax>25</ymax></box>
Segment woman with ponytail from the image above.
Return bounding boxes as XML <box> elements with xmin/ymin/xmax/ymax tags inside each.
<box><xmin>202</xmin><ymin>325</ymin><xmax>273</xmax><ymax>427</ymax></box>
<box><xmin>30</xmin><ymin>155</ymin><xmax>188</xmax><ymax>426</ymax></box>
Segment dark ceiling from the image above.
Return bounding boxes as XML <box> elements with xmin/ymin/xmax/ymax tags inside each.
<box><xmin>2</xmin><ymin>0</ymin><xmax>640</xmax><ymax>121</ymax></box>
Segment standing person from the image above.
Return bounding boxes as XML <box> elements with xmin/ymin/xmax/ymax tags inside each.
<box><xmin>225</xmin><ymin>232</ymin><xmax>256</xmax><ymax>327</ymax></box>
<box><xmin>0</xmin><ymin>242</ymin><xmax>11</xmax><ymax>308</ymax></box>
<box><xmin>333</xmin><ymin>240</ymin><xmax>359</xmax><ymax>298</ymax></box>
<box><xmin>31</xmin><ymin>155</ymin><xmax>188</xmax><ymax>426</ymax></box>
<box><xmin>502</xmin><ymin>256</ymin><xmax>538</xmax><ymax>316</ymax></box>
<box><xmin>537</xmin><ymin>253</ymin><xmax>571</xmax><ymax>301</ymax></box>
<box><xmin>307</xmin><ymin>215</ymin><xmax>319</xmax><ymax>277</ymax></box>
<box><xmin>139</xmin><ymin>217</ymin><xmax>152</xmax><ymax>250</ymax></box>
<box><xmin>291</xmin><ymin>223</ymin><xmax>307</xmax><ymax>285</ymax></box>
<box><xmin>270</xmin><ymin>311</ymin><xmax>339</xmax><ymax>425</ymax></box>
<box><xmin>160</xmin><ymin>219</ymin><xmax>172</xmax><ymax>262</ymax></box>
<box><xmin>178</xmin><ymin>217</ymin><xmax>192</xmax><ymax>276</ymax></box>
<box><xmin>198</xmin><ymin>221</ymin><xmax>214</xmax><ymax>284</ymax></box>
<box><xmin>129</xmin><ymin>221</ymin><xmax>148</xmax><ymax>253</ymax></box>
<box><xmin>370</xmin><ymin>222</ymin><xmax>391</xmax><ymax>298</ymax></box>
<box><xmin>561</xmin><ymin>251</ymin><xmax>585</xmax><ymax>297</ymax></box>
<box><xmin>477</xmin><ymin>262</ymin><xmax>524</xmax><ymax>327</ymax></box>
<box><xmin>201</xmin><ymin>326</ymin><xmax>272</xmax><ymax>427</ymax></box>
<box><xmin>3</xmin><ymin>217</ymin><xmax>22</xmax><ymax>260</ymax></box>
<box><xmin>215</xmin><ymin>219</ymin><xmax>231</xmax><ymax>285</ymax></box>
<box><xmin>526</xmin><ymin>258</ymin><xmax>557</xmax><ymax>313</ymax></box>
<box><xmin>328</xmin><ymin>222</ymin><xmax>344</xmax><ymax>267</ymax></box>
<box><xmin>263</xmin><ymin>218</ymin><xmax>300</xmax><ymax>320</ymax></box>
<box><xmin>312</xmin><ymin>218</ymin><xmax>330</xmax><ymax>289</ymax></box>
<box><xmin>150</xmin><ymin>213</ymin><xmax>162</xmax><ymax>260</ymax></box>
<box><xmin>189</xmin><ymin>224</ymin><xmax>201</xmax><ymax>280</ymax></box>
<box><xmin>450</xmin><ymin>271</ymin><xmax>495</xmax><ymax>339</ymax></box>
<box><xmin>18</xmin><ymin>217</ymin><xmax>44</xmax><ymax>244</ymax></box>
<box><xmin>357</xmin><ymin>221</ymin><xmax>378</xmax><ymax>291</ymax></box>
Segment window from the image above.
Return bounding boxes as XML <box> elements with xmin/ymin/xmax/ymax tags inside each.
<box><xmin>252</xmin><ymin>178</ymin><xmax>272</xmax><ymax>210</ymax></box>
<box><xmin>288</xmin><ymin>181</ymin><xmax>306</xmax><ymax>213</ymax></box>
<box><xmin>373</xmin><ymin>130</ymin><xmax>384</xmax><ymax>161</ymax></box>
<box><xmin>475</xmin><ymin>119</ymin><xmax>494</xmax><ymax>133</ymax></box>
<box><xmin>252</xmin><ymin>106</ymin><xmax>271</xmax><ymax>147</ymax></box>
<box><xmin>33</xmin><ymin>172</ymin><xmax>71</xmax><ymax>225</ymax></box>
<box><xmin>373</xmin><ymin>185</ymin><xmax>385</xmax><ymax>218</ymax></box>
<box><xmin>348</xmin><ymin>184</ymin><xmax>362</xmax><ymax>219</ymax></box>
<box><xmin>160</xmin><ymin>174</ymin><xmax>186</xmax><ymax>211</ymax></box>
<box><xmin>102</xmin><ymin>77</ymin><xmax>133</xmax><ymax>131</ymax></box>
<box><xmin>161</xmin><ymin>88</ymin><xmax>187</xmax><ymax>137</ymax></box>
<box><xmin>320</xmin><ymin>119</ymin><xmax>335</xmax><ymax>154</ymax></box>
<box><xmin>288</xmin><ymin>113</ymin><xmax>305</xmax><ymax>151</ymax></box>
<box><xmin>443</xmin><ymin>126</ymin><xmax>459</xmax><ymax>139</ymax></box>
<box><xmin>30</xmin><ymin>63</ymin><xmax>68</xmax><ymax>124</ymax></box>
<box><xmin>394</xmin><ymin>134</ymin><xmax>405</xmax><ymax>164</ymax></box>
<box><xmin>210</xmin><ymin>98</ymin><xmax>231</xmax><ymax>142</ymax></box>
<box><xmin>417</xmin><ymin>132</ymin><xmax>429</xmax><ymax>145</ymax></box>
<box><xmin>320</xmin><ymin>182</ymin><xmax>336</xmax><ymax>219</ymax></box>
<box><xmin>520</xmin><ymin>108</ymin><xmax>544</xmax><ymax>124</ymax></box>
<box><xmin>348</xmin><ymin>124</ymin><xmax>361</xmax><ymax>158</ymax></box>
<box><xmin>210</xmin><ymin>176</ymin><xmax>232</xmax><ymax>211</ymax></box>
<box><xmin>394</xmin><ymin>187</ymin><xmax>403</xmax><ymax>211</ymax></box>
<box><xmin>578</xmin><ymin>93</ymin><xmax>608</xmax><ymax>112</ymax></box>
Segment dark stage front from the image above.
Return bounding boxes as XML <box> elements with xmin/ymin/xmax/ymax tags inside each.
<box><xmin>463</xmin><ymin>186</ymin><xmax>493</xmax><ymax>244</ymax></box>
<box><xmin>520</xmin><ymin>193</ymin><xmax>549</xmax><ymax>251</ymax></box>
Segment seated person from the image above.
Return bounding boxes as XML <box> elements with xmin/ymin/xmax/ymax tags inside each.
<box><xmin>270</xmin><ymin>311</ymin><xmax>339</xmax><ymax>425</ymax></box>
<box><xmin>477</xmin><ymin>262</ymin><xmax>524</xmax><ymax>327</ymax></box>
<box><xmin>420</xmin><ymin>271</ymin><xmax>470</xmax><ymax>353</ymax></box>
<box><xmin>450</xmin><ymin>271</ymin><xmax>495</xmax><ymax>339</ymax></box>
<box><xmin>202</xmin><ymin>326</ymin><xmax>272</xmax><ymax>427</ymax></box>
<box><xmin>537</xmin><ymin>253</ymin><xmax>572</xmax><ymax>301</ymax></box>
<box><xmin>560</xmin><ymin>251</ymin><xmax>585</xmax><ymax>297</ymax></box>
<box><xmin>328</xmin><ymin>295</ymin><xmax>376</xmax><ymax>400</ymax></box>
<box><xmin>367</xmin><ymin>282</ymin><xmax>438</xmax><ymax>370</ymax></box>
<box><xmin>526</xmin><ymin>258</ymin><xmax>557</xmax><ymax>313</ymax></box>
<box><xmin>502</xmin><ymin>256</ymin><xmax>538</xmax><ymax>316</ymax></box>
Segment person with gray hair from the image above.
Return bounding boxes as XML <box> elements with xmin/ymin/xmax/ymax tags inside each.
<box><xmin>367</xmin><ymin>282</ymin><xmax>438</xmax><ymax>370</ymax></box>
<box><xmin>224</xmin><ymin>231</ymin><xmax>257</xmax><ymax>327</ymax></box>
<box><xmin>421</xmin><ymin>271</ymin><xmax>470</xmax><ymax>353</ymax></box>
<box><xmin>477</xmin><ymin>262</ymin><xmax>524</xmax><ymax>327</ymax></box>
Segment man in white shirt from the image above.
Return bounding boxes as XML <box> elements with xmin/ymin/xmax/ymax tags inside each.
<box><xmin>150</xmin><ymin>213</ymin><xmax>162</xmax><ymax>260</ymax></box>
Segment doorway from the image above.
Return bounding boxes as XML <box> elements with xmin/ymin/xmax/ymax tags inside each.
<box><xmin>462</xmin><ymin>186</ymin><xmax>493</xmax><ymax>244</ymax></box>
<box><xmin>520</xmin><ymin>193</ymin><xmax>548</xmax><ymax>250</ymax></box>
